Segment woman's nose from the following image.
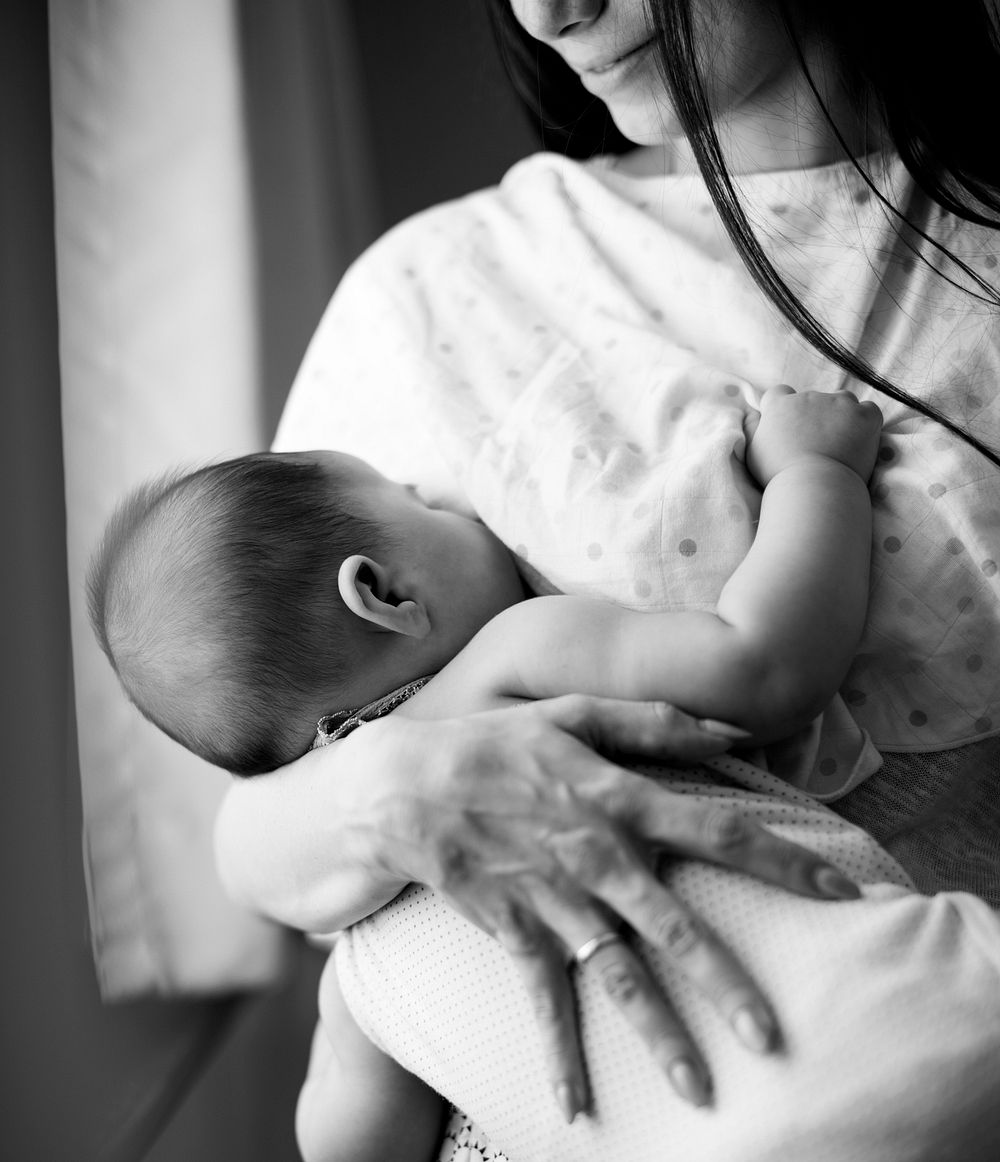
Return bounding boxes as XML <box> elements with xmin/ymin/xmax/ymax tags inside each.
<box><xmin>510</xmin><ymin>0</ymin><xmax>604</xmax><ymax>41</ymax></box>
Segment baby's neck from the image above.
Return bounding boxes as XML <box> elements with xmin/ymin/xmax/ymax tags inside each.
<box><xmin>338</xmin><ymin>657</ymin><xmax>433</xmax><ymax>718</ymax></box>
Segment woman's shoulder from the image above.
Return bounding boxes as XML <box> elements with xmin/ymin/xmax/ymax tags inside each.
<box><xmin>346</xmin><ymin>153</ymin><xmax>611</xmax><ymax>270</ymax></box>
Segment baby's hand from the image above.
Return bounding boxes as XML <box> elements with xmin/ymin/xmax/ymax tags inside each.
<box><xmin>744</xmin><ymin>385</ymin><xmax>884</xmax><ymax>487</ymax></box>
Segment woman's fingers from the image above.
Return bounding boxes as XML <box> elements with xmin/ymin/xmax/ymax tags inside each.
<box><xmin>544</xmin><ymin>818</ymin><xmax>779</xmax><ymax>1061</ymax></box>
<box><xmin>623</xmin><ymin>895</ymin><xmax>778</xmax><ymax>1056</ymax></box>
<box><xmin>372</xmin><ymin>701</ymin><xmax>862</xmax><ymax>1118</ymax></box>
<box><xmin>616</xmin><ymin>778</ymin><xmax>860</xmax><ymax>901</ymax></box>
<box><xmin>439</xmin><ymin>882</ymin><xmax>596</xmax><ymax>1122</ymax></box>
<box><xmin>531</xmin><ymin>887</ymin><xmax>713</xmax><ymax>1109</ymax></box>
<box><xmin>450</xmin><ymin>860</ymin><xmax>721</xmax><ymax>1113</ymax></box>
<box><xmin>537</xmin><ymin>693</ymin><xmax>750</xmax><ymax>763</ymax></box>
<box><xmin>578</xmin><ymin>936</ymin><xmax>712</xmax><ymax>1107</ymax></box>
<box><xmin>563</xmin><ymin>926</ymin><xmax>713</xmax><ymax>1107</ymax></box>
<box><xmin>489</xmin><ymin>907</ymin><xmax>591</xmax><ymax>1122</ymax></box>
<box><xmin>534</xmin><ymin>695</ymin><xmax>859</xmax><ymax>900</ymax></box>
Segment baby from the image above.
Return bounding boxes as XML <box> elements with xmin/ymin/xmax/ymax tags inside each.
<box><xmin>89</xmin><ymin>385</ymin><xmax>882</xmax><ymax>1162</ymax></box>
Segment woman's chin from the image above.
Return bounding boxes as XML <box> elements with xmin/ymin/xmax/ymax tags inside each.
<box><xmin>606</xmin><ymin>99</ymin><xmax>684</xmax><ymax>152</ymax></box>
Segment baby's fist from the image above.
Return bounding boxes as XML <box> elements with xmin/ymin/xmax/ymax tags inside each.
<box><xmin>746</xmin><ymin>385</ymin><xmax>884</xmax><ymax>486</ymax></box>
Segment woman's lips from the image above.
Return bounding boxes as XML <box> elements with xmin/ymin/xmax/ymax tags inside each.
<box><xmin>584</xmin><ymin>38</ymin><xmax>655</xmax><ymax>76</ymax></box>
<box><xmin>576</xmin><ymin>38</ymin><xmax>656</xmax><ymax>93</ymax></box>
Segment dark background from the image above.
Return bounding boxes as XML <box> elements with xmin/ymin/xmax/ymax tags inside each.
<box><xmin>243</xmin><ymin>0</ymin><xmax>538</xmax><ymax>434</ymax></box>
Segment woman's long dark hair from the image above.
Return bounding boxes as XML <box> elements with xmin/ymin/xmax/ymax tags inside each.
<box><xmin>486</xmin><ymin>0</ymin><xmax>633</xmax><ymax>156</ymax></box>
<box><xmin>484</xmin><ymin>0</ymin><xmax>1000</xmax><ymax>467</ymax></box>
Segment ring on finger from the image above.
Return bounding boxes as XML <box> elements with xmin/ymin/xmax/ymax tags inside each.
<box><xmin>571</xmin><ymin>932</ymin><xmax>622</xmax><ymax>967</ymax></box>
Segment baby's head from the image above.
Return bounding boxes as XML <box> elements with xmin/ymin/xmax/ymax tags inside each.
<box><xmin>88</xmin><ymin>451</ymin><xmax>523</xmax><ymax>775</ymax></box>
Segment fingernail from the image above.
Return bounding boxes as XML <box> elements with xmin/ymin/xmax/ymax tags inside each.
<box><xmin>813</xmin><ymin>866</ymin><xmax>861</xmax><ymax>900</ymax></box>
<box><xmin>555</xmin><ymin>1082</ymin><xmax>578</xmax><ymax>1124</ymax></box>
<box><xmin>697</xmin><ymin>718</ymin><xmax>753</xmax><ymax>740</ymax></box>
<box><xmin>732</xmin><ymin>1004</ymin><xmax>775</xmax><ymax>1053</ymax></box>
<box><xmin>667</xmin><ymin>1059</ymin><xmax>711</xmax><ymax>1108</ymax></box>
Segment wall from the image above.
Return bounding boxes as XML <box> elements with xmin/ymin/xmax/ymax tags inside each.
<box><xmin>247</xmin><ymin>0</ymin><xmax>537</xmax><ymax>436</ymax></box>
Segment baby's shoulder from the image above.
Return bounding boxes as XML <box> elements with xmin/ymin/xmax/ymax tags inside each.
<box><xmin>403</xmin><ymin>597</ymin><xmax>593</xmax><ymax>720</ymax></box>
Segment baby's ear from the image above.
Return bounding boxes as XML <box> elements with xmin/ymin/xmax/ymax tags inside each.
<box><xmin>337</xmin><ymin>555</ymin><xmax>430</xmax><ymax>639</ymax></box>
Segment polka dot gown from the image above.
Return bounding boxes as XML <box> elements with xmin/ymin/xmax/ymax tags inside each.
<box><xmin>278</xmin><ymin>149</ymin><xmax>1000</xmax><ymax>1160</ymax></box>
<box><xmin>277</xmin><ymin>149</ymin><xmax>1000</xmax><ymax>799</ymax></box>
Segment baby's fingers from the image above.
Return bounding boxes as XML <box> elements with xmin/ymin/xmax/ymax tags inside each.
<box><xmin>758</xmin><ymin>383</ymin><xmax>796</xmax><ymax>410</ymax></box>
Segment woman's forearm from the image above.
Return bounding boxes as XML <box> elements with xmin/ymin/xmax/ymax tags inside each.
<box><xmin>216</xmin><ymin>692</ymin><xmax>862</xmax><ymax>1114</ymax></box>
<box><xmin>214</xmin><ymin>725</ymin><xmax>411</xmax><ymax>932</ymax></box>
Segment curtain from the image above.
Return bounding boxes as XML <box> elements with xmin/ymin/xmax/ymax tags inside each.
<box><xmin>52</xmin><ymin>0</ymin><xmax>378</xmax><ymax>1001</ymax></box>
<box><xmin>2</xmin><ymin>6</ymin><xmax>288</xmax><ymax>1159</ymax></box>
<box><xmin>52</xmin><ymin>0</ymin><xmax>283</xmax><ymax>999</ymax></box>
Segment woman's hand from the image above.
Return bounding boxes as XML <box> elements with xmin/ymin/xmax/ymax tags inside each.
<box><xmin>360</xmin><ymin>695</ymin><xmax>860</xmax><ymax>1119</ymax></box>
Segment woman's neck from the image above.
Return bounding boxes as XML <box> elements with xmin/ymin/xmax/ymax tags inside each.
<box><xmin>619</xmin><ymin>42</ymin><xmax>885</xmax><ymax>179</ymax></box>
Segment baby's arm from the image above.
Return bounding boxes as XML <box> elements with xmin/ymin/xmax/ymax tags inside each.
<box><xmin>296</xmin><ymin>955</ymin><xmax>445</xmax><ymax>1162</ymax></box>
<box><xmin>425</xmin><ymin>387</ymin><xmax>882</xmax><ymax>744</ymax></box>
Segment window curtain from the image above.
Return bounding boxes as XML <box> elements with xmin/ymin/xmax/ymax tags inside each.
<box><xmin>4</xmin><ymin>5</ymin><xmax>315</xmax><ymax>1158</ymax></box>
<box><xmin>52</xmin><ymin>0</ymin><xmax>378</xmax><ymax>1000</ymax></box>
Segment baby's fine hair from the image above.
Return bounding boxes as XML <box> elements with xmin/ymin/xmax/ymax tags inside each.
<box><xmin>87</xmin><ymin>453</ymin><xmax>386</xmax><ymax>776</ymax></box>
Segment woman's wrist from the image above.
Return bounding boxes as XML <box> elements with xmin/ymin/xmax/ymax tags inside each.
<box><xmin>214</xmin><ymin>722</ymin><xmax>416</xmax><ymax>932</ymax></box>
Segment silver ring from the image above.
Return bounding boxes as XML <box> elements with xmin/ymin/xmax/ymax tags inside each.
<box><xmin>571</xmin><ymin>932</ymin><xmax>621</xmax><ymax>966</ymax></box>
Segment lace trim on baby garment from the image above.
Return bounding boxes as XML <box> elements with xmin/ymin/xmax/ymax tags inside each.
<box><xmin>310</xmin><ymin>676</ymin><xmax>433</xmax><ymax>748</ymax></box>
